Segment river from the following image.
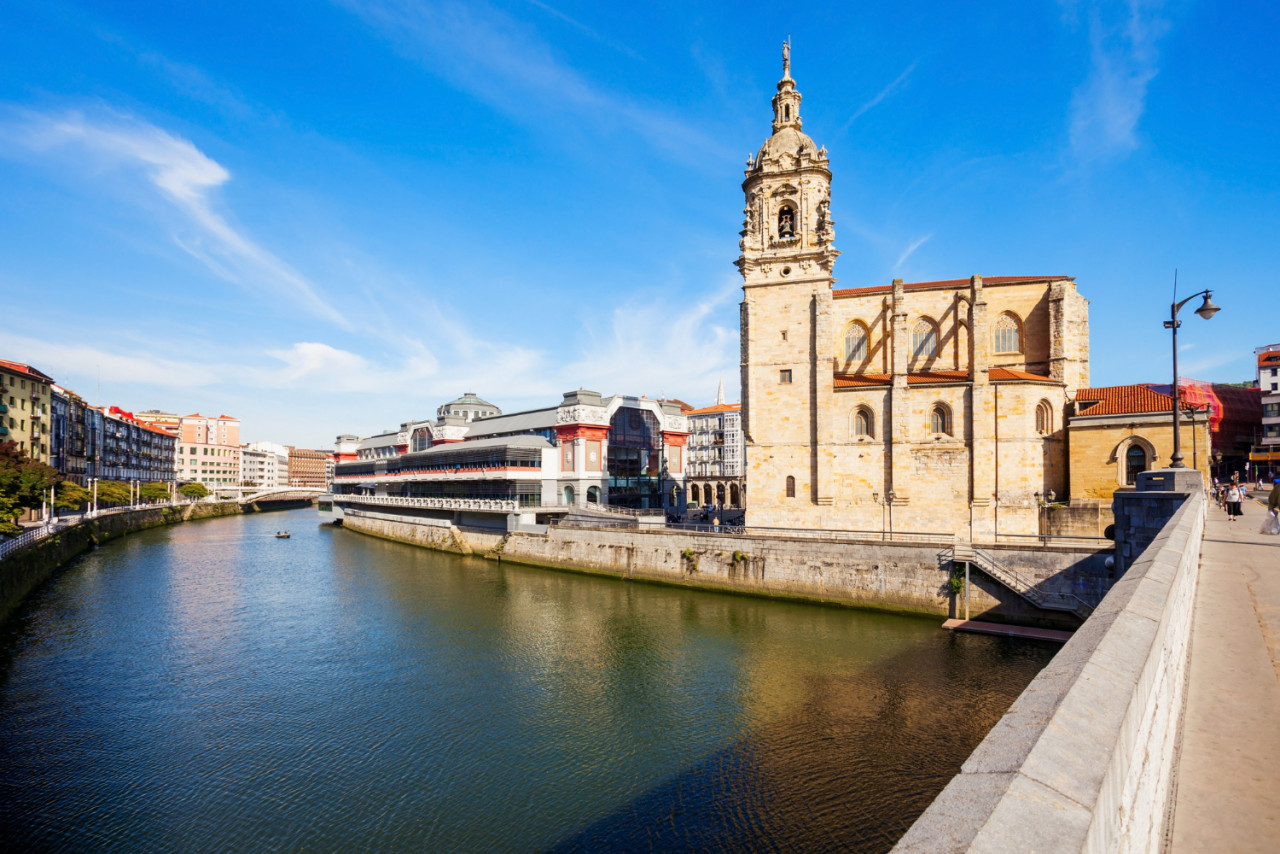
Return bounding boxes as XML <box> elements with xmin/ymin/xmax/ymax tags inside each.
<box><xmin>0</xmin><ymin>509</ymin><xmax>1055</xmax><ymax>852</ymax></box>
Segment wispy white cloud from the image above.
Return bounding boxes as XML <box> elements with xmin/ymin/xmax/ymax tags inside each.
<box><xmin>841</xmin><ymin>61</ymin><xmax>916</xmax><ymax>132</ymax></box>
<box><xmin>561</xmin><ymin>279</ymin><xmax>740</xmax><ymax>401</ymax></box>
<box><xmin>525</xmin><ymin>0</ymin><xmax>641</xmax><ymax>60</ymax></box>
<box><xmin>1066</xmin><ymin>0</ymin><xmax>1171</xmax><ymax>158</ymax></box>
<box><xmin>4</xmin><ymin>108</ymin><xmax>349</xmax><ymax>327</ymax></box>
<box><xmin>895</xmin><ymin>233</ymin><xmax>932</xmax><ymax>268</ymax></box>
<box><xmin>334</xmin><ymin>0</ymin><xmax>729</xmax><ymax>164</ymax></box>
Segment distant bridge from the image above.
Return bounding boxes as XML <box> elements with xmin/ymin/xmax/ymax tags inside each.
<box><xmin>237</xmin><ymin>487</ymin><xmax>324</xmax><ymax>505</ymax></box>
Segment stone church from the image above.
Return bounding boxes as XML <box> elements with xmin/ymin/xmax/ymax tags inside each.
<box><xmin>739</xmin><ymin>46</ymin><xmax>1090</xmax><ymax>539</ymax></box>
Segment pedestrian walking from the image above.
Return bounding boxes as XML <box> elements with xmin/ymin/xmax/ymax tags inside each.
<box><xmin>1263</xmin><ymin>478</ymin><xmax>1280</xmax><ymax>536</ymax></box>
<box><xmin>1225</xmin><ymin>482</ymin><xmax>1244</xmax><ymax>522</ymax></box>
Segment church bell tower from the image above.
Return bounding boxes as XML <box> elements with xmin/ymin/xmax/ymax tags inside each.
<box><xmin>739</xmin><ymin>42</ymin><xmax>840</xmax><ymax>521</ymax></box>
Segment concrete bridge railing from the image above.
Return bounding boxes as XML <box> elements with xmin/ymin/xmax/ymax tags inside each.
<box><xmin>895</xmin><ymin>471</ymin><xmax>1205</xmax><ymax>853</ymax></box>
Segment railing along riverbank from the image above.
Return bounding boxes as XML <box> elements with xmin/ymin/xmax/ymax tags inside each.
<box><xmin>0</xmin><ymin>502</ymin><xmax>191</xmax><ymax>562</ymax></box>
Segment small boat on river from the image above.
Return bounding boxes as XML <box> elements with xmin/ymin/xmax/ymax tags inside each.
<box><xmin>275</xmin><ymin>531</ymin><xmax>291</xmax><ymax>539</ymax></box>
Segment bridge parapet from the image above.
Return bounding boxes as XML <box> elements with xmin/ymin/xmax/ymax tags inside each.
<box><xmin>897</xmin><ymin>471</ymin><xmax>1205</xmax><ymax>853</ymax></box>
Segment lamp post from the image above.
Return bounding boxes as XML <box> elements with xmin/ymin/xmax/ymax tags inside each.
<box><xmin>1164</xmin><ymin>287</ymin><xmax>1220</xmax><ymax>468</ymax></box>
<box><xmin>887</xmin><ymin>490</ymin><xmax>896</xmax><ymax>540</ymax></box>
<box><xmin>1034</xmin><ymin>490</ymin><xmax>1056</xmax><ymax>544</ymax></box>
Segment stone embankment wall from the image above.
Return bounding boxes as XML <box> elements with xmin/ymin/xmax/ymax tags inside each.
<box><xmin>894</xmin><ymin>483</ymin><xmax>1205</xmax><ymax>853</ymax></box>
<box><xmin>341</xmin><ymin>513</ymin><xmax>1110</xmax><ymax>627</ymax></box>
<box><xmin>0</xmin><ymin>501</ymin><xmax>291</xmax><ymax>624</ymax></box>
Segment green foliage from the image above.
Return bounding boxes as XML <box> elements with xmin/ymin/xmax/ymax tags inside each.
<box><xmin>179</xmin><ymin>482</ymin><xmax>210</xmax><ymax>500</ymax></box>
<box><xmin>56</xmin><ymin>481</ymin><xmax>91</xmax><ymax>511</ymax></box>
<box><xmin>682</xmin><ymin>548</ymin><xmax>695</xmax><ymax>561</ymax></box>
<box><xmin>140</xmin><ymin>482</ymin><xmax>170</xmax><ymax>503</ymax></box>
<box><xmin>732</xmin><ymin>550</ymin><xmax>750</xmax><ymax>563</ymax></box>
<box><xmin>0</xmin><ymin>439</ymin><xmax>61</xmax><ymax>532</ymax></box>
<box><xmin>94</xmin><ymin>480</ymin><xmax>132</xmax><ymax>505</ymax></box>
<box><xmin>949</xmin><ymin>562</ymin><xmax>966</xmax><ymax>595</ymax></box>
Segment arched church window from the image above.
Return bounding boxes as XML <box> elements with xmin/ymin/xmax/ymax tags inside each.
<box><xmin>785</xmin><ymin>105</ymin><xmax>791</xmax><ymax>121</ymax></box>
<box><xmin>912</xmin><ymin>319</ymin><xmax>939</xmax><ymax>359</ymax></box>
<box><xmin>994</xmin><ymin>313</ymin><xmax>1022</xmax><ymax>354</ymax></box>
<box><xmin>785</xmin><ymin>475</ymin><xmax>796</xmax><ymax>498</ymax></box>
<box><xmin>930</xmin><ymin>403</ymin><xmax>951</xmax><ymax>436</ymax></box>
<box><xmin>1035</xmin><ymin>400</ymin><xmax>1052</xmax><ymax>435</ymax></box>
<box><xmin>845</xmin><ymin>322</ymin><xmax>868</xmax><ymax>363</ymax></box>
<box><xmin>778</xmin><ymin>205</ymin><xmax>795</xmax><ymax>237</ymax></box>
<box><xmin>853</xmin><ymin>407</ymin><xmax>875</xmax><ymax>438</ymax></box>
<box><xmin>1126</xmin><ymin>445</ymin><xmax>1148</xmax><ymax>485</ymax></box>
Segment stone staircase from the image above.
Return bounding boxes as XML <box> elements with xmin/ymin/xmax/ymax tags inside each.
<box><xmin>949</xmin><ymin>542</ymin><xmax>1094</xmax><ymax>620</ymax></box>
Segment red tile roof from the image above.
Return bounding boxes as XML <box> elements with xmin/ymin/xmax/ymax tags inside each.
<box><xmin>0</xmin><ymin>358</ymin><xmax>56</xmax><ymax>384</ymax></box>
<box><xmin>1259</xmin><ymin>350</ymin><xmax>1280</xmax><ymax>367</ymax></box>
<box><xmin>833</xmin><ymin>368</ymin><xmax>1058</xmax><ymax>388</ymax></box>
<box><xmin>1074</xmin><ymin>385</ymin><xmax>1175</xmax><ymax>416</ymax></box>
<box><xmin>833</xmin><ymin>275</ymin><xmax>1070</xmax><ymax>298</ymax></box>
<box><xmin>685</xmin><ymin>403</ymin><xmax>741</xmax><ymax>415</ymax></box>
<box><xmin>990</xmin><ymin>368</ymin><xmax>1058</xmax><ymax>382</ymax></box>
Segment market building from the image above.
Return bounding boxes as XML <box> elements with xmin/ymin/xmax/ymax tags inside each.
<box><xmin>331</xmin><ymin>389</ymin><xmax>689</xmax><ymax>513</ymax></box>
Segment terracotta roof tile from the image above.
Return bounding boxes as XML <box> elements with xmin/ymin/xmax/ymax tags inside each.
<box><xmin>832</xmin><ymin>275</ymin><xmax>1070</xmax><ymax>299</ymax></box>
<box><xmin>1258</xmin><ymin>350</ymin><xmax>1280</xmax><ymax>367</ymax></box>
<box><xmin>1074</xmin><ymin>385</ymin><xmax>1175</xmax><ymax>416</ymax></box>
<box><xmin>989</xmin><ymin>367</ymin><xmax>1058</xmax><ymax>382</ymax></box>
<box><xmin>685</xmin><ymin>403</ymin><xmax>741</xmax><ymax>415</ymax></box>
<box><xmin>0</xmin><ymin>358</ymin><xmax>56</xmax><ymax>384</ymax></box>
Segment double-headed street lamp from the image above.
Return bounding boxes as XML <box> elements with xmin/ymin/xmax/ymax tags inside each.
<box><xmin>1164</xmin><ymin>287</ymin><xmax>1220</xmax><ymax>469</ymax></box>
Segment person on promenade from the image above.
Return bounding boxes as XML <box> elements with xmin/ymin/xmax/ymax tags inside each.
<box><xmin>1224</xmin><ymin>481</ymin><xmax>1243</xmax><ymax>522</ymax></box>
<box><xmin>1262</xmin><ymin>478</ymin><xmax>1280</xmax><ymax>536</ymax></box>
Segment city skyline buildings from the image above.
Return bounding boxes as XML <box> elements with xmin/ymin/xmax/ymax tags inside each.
<box><xmin>1</xmin><ymin>3</ymin><xmax>1276</xmax><ymax>448</ymax></box>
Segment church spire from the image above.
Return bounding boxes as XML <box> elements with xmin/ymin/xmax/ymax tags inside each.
<box><xmin>716</xmin><ymin>378</ymin><xmax>725</xmax><ymax>406</ymax></box>
<box><xmin>771</xmin><ymin>39</ymin><xmax>802</xmax><ymax>134</ymax></box>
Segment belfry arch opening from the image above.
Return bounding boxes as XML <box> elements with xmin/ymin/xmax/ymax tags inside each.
<box><xmin>778</xmin><ymin>205</ymin><xmax>795</xmax><ymax>237</ymax></box>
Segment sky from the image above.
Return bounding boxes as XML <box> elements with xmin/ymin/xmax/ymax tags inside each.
<box><xmin>1</xmin><ymin>1</ymin><xmax>1277</xmax><ymax>448</ymax></box>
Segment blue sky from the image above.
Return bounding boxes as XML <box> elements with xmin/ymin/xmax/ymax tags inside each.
<box><xmin>1</xmin><ymin>1</ymin><xmax>1276</xmax><ymax>448</ymax></box>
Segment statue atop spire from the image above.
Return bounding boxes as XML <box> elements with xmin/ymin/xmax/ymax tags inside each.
<box><xmin>770</xmin><ymin>39</ymin><xmax>802</xmax><ymax>134</ymax></box>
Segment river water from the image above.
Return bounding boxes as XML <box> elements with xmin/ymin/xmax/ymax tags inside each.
<box><xmin>0</xmin><ymin>509</ymin><xmax>1055</xmax><ymax>852</ymax></box>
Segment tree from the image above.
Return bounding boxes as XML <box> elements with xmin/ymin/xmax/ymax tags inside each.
<box><xmin>56</xmin><ymin>481</ymin><xmax>91</xmax><ymax>511</ymax></box>
<box><xmin>179</xmin><ymin>482</ymin><xmax>209</xmax><ymax>501</ymax></box>
<box><xmin>95</xmin><ymin>480</ymin><xmax>131</xmax><ymax>506</ymax></box>
<box><xmin>140</xmin><ymin>482</ymin><xmax>170</xmax><ymax>503</ymax></box>
<box><xmin>0</xmin><ymin>440</ymin><xmax>60</xmax><ymax>535</ymax></box>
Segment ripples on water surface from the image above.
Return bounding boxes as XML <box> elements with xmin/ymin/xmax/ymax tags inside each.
<box><xmin>0</xmin><ymin>510</ymin><xmax>1055</xmax><ymax>852</ymax></box>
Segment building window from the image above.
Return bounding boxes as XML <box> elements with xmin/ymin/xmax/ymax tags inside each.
<box><xmin>1125</xmin><ymin>444</ymin><xmax>1148</xmax><ymax>485</ymax></box>
<box><xmin>853</xmin><ymin>407</ymin><xmax>874</xmax><ymax>438</ymax></box>
<box><xmin>994</xmin><ymin>313</ymin><xmax>1022</xmax><ymax>353</ymax></box>
<box><xmin>1035</xmin><ymin>400</ymin><xmax>1052</xmax><ymax>435</ymax></box>
<box><xmin>690</xmin><ymin>483</ymin><xmax>700</xmax><ymax>505</ymax></box>
<box><xmin>845</xmin><ymin>322</ymin><xmax>868</xmax><ymax>363</ymax></box>
<box><xmin>912</xmin><ymin>319</ymin><xmax>938</xmax><ymax>360</ymax></box>
<box><xmin>780</xmin><ymin>369</ymin><xmax>792</xmax><ymax>384</ymax></box>
<box><xmin>930</xmin><ymin>404</ymin><xmax>951</xmax><ymax>436</ymax></box>
<box><xmin>785</xmin><ymin>475</ymin><xmax>796</xmax><ymax>498</ymax></box>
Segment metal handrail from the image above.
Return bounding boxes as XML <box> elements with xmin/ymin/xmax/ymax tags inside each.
<box><xmin>961</xmin><ymin>546</ymin><xmax>1095</xmax><ymax>618</ymax></box>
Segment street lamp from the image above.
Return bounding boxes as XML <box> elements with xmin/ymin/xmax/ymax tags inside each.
<box><xmin>1164</xmin><ymin>287</ymin><xmax>1220</xmax><ymax>468</ymax></box>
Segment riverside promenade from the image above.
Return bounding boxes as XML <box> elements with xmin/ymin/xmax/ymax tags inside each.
<box><xmin>1171</xmin><ymin>491</ymin><xmax>1280</xmax><ymax>851</ymax></box>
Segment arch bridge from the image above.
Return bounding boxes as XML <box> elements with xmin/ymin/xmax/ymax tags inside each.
<box><xmin>237</xmin><ymin>487</ymin><xmax>325</xmax><ymax>506</ymax></box>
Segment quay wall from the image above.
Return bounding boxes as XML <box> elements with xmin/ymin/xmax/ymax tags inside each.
<box><xmin>0</xmin><ymin>500</ymin><xmax>302</xmax><ymax>624</ymax></box>
<box><xmin>340</xmin><ymin>512</ymin><xmax>1111</xmax><ymax>627</ymax></box>
<box><xmin>895</xmin><ymin>478</ymin><xmax>1205</xmax><ymax>852</ymax></box>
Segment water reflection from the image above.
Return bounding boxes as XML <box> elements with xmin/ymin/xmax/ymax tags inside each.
<box><xmin>0</xmin><ymin>510</ymin><xmax>1054</xmax><ymax>852</ymax></box>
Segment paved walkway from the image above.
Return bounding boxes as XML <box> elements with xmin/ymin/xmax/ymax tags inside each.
<box><xmin>1171</xmin><ymin>491</ymin><xmax>1280</xmax><ymax>852</ymax></box>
